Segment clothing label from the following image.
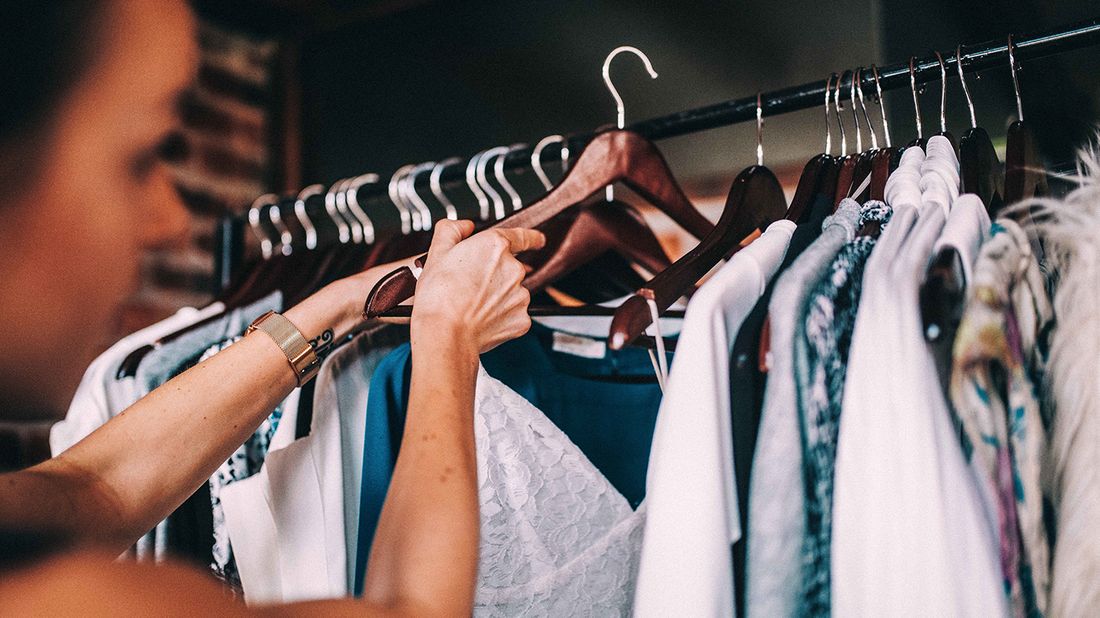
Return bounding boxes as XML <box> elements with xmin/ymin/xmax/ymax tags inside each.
<box><xmin>551</xmin><ymin>332</ymin><xmax>607</xmax><ymax>359</ymax></box>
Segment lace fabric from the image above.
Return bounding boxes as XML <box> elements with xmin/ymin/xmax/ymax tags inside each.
<box><xmin>472</xmin><ymin>366</ymin><xmax>644</xmax><ymax>617</ymax></box>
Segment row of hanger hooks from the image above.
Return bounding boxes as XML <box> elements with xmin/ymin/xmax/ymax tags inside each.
<box><xmin>248</xmin><ymin>32</ymin><xmax>1033</xmax><ymax>258</ymax></box>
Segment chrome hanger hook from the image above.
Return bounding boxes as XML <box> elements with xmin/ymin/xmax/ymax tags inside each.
<box><xmin>388</xmin><ymin>164</ymin><xmax>417</xmax><ymax>234</ymax></box>
<box><xmin>849</xmin><ymin>69</ymin><xmax>862</xmax><ymax>152</ymax></box>
<box><xmin>755</xmin><ymin>92</ymin><xmax>765</xmax><ymax>166</ymax></box>
<box><xmin>248</xmin><ymin>193</ymin><xmax>278</xmax><ymax>259</ymax></box>
<box><xmin>532</xmin><ymin>134</ymin><xmax>567</xmax><ymax>191</ymax></box>
<box><xmin>345</xmin><ymin>173</ymin><xmax>379</xmax><ymax>243</ymax></box>
<box><xmin>465</xmin><ymin>150</ymin><xmax>491</xmax><ymax>221</ymax></box>
<box><xmin>824</xmin><ymin>73</ymin><xmax>836</xmax><ymax>155</ymax></box>
<box><xmin>935</xmin><ymin>51</ymin><xmax>948</xmax><ymax>133</ymax></box>
<box><xmin>602</xmin><ymin>45</ymin><xmax>659</xmax><ymax>130</ymax></box>
<box><xmin>1008</xmin><ymin>35</ymin><xmax>1024</xmax><ymax>121</ymax></box>
<box><xmin>325</xmin><ymin>180</ymin><xmax>352</xmax><ymax>243</ymax></box>
<box><xmin>955</xmin><ymin>45</ymin><xmax>977</xmax><ymax>128</ymax></box>
<box><xmin>429</xmin><ymin>158</ymin><xmax>462</xmax><ymax>220</ymax></box>
<box><xmin>602</xmin><ymin>45</ymin><xmax>658</xmax><ymax>200</ymax></box>
<box><xmin>494</xmin><ymin>143</ymin><xmax>527</xmax><ymax>212</ymax></box>
<box><xmin>871</xmin><ymin>65</ymin><xmax>892</xmax><ymax>147</ymax></box>
<box><xmin>909</xmin><ymin>57</ymin><xmax>923</xmax><ymax>139</ymax></box>
<box><xmin>401</xmin><ymin>162</ymin><xmax>437</xmax><ymax>231</ymax></box>
<box><xmin>267</xmin><ymin>195</ymin><xmax>295</xmax><ymax>256</ymax></box>
<box><xmin>855</xmin><ymin>67</ymin><xmax>878</xmax><ymax>150</ymax></box>
<box><xmin>335</xmin><ymin>177</ymin><xmax>363</xmax><ymax>243</ymax></box>
<box><xmin>294</xmin><ymin>184</ymin><xmax>324</xmax><ymax>250</ymax></box>
<box><xmin>477</xmin><ymin>146</ymin><xmax>510</xmax><ymax>220</ymax></box>
<box><xmin>834</xmin><ymin>70</ymin><xmax>848</xmax><ymax>156</ymax></box>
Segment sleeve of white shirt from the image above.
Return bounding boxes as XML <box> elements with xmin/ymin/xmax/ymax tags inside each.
<box><xmin>634</xmin><ymin>220</ymin><xmax>795</xmax><ymax>618</ymax></box>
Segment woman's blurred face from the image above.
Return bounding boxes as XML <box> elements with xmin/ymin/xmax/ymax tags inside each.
<box><xmin>0</xmin><ymin>1</ymin><xmax>196</xmax><ymax>418</ymax></box>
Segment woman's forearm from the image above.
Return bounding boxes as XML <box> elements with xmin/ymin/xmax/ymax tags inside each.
<box><xmin>361</xmin><ymin>330</ymin><xmax>481</xmax><ymax>614</ymax></box>
<box><xmin>0</xmin><ymin>270</ymin><xmax>391</xmax><ymax>551</ymax></box>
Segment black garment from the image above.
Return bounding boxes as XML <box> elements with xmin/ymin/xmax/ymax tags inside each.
<box><xmin>728</xmin><ymin>192</ymin><xmax>832</xmax><ymax>617</ymax></box>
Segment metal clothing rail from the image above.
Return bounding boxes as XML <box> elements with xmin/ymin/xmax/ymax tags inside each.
<box><xmin>445</xmin><ymin>17</ymin><xmax>1100</xmax><ymax>188</ymax></box>
<box><xmin>217</xmin><ymin>17</ymin><xmax>1100</xmax><ymax>288</ymax></box>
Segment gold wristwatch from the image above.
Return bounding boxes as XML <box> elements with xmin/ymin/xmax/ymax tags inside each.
<box><xmin>246</xmin><ymin>310</ymin><xmax>321</xmax><ymax>386</ymax></box>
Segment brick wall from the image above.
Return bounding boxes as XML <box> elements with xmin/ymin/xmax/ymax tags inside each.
<box><xmin>113</xmin><ymin>21</ymin><xmax>277</xmax><ymax>339</ymax></box>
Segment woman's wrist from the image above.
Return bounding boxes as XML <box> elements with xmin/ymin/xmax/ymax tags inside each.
<box><xmin>283</xmin><ymin>278</ymin><xmax>363</xmax><ymax>343</ymax></box>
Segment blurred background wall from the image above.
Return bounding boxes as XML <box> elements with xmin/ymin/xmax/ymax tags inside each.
<box><xmin>133</xmin><ymin>0</ymin><xmax>1100</xmax><ymax>332</ymax></box>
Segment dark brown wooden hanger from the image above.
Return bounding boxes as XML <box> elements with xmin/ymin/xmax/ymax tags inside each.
<box><xmin>607</xmin><ymin>95</ymin><xmax>787</xmax><ymax>349</ymax></box>
<box><xmin>608</xmin><ymin>163</ymin><xmax>786</xmax><ymax>349</ymax></box>
<box><xmin>523</xmin><ymin>198</ymin><xmax>671</xmax><ymax>294</ymax></box>
<box><xmin>362</xmin><ymin>129</ymin><xmax>713</xmax><ymax>318</ymax></box>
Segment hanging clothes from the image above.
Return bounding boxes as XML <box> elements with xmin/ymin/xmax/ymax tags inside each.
<box><xmin>950</xmin><ymin>217</ymin><xmax>1051</xmax><ymax>617</ymax></box>
<box><xmin>1015</xmin><ymin>156</ymin><xmax>1100</xmax><ymax>617</ymax></box>
<box><xmin>221</xmin><ymin>325</ymin><xmax>408</xmax><ymax>603</ymax></box>
<box><xmin>725</xmin><ymin>190</ymin><xmax>834</xmax><ymax>615</ymax></box>
<box><xmin>832</xmin><ymin>136</ymin><xmax>1007</xmax><ymax>616</ymax></box>
<box><xmin>790</xmin><ymin>200</ymin><xmax>891</xmax><ymax>616</ymax></box>
<box><xmin>634</xmin><ymin>219</ymin><xmax>796</xmax><ymax>618</ymax></box>
<box><xmin>353</xmin><ymin>315</ymin><xmax>674</xmax><ymax>614</ymax></box>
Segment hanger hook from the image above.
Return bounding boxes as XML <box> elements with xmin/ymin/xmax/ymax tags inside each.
<box><xmin>494</xmin><ymin>143</ymin><xmax>527</xmax><ymax>212</ymax></box>
<box><xmin>249</xmin><ymin>193</ymin><xmax>278</xmax><ymax>259</ymax></box>
<box><xmin>935</xmin><ymin>51</ymin><xmax>948</xmax><ymax>133</ymax></box>
<box><xmin>834</xmin><ymin>70</ymin><xmax>848</xmax><ymax>156</ymax></box>
<box><xmin>335</xmin><ymin>177</ymin><xmax>364</xmax><ymax>243</ymax></box>
<box><xmin>955</xmin><ymin>45</ymin><xmax>977</xmax><ymax>129</ymax></box>
<box><xmin>909</xmin><ymin>56</ymin><xmax>923</xmax><ymax>139</ymax></box>
<box><xmin>345</xmin><ymin>173</ymin><xmax>379</xmax><ymax>243</ymax></box>
<box><xmin>465</xmin><ymin>150</ymin><xmax>491</xmax><ymax>221</ymax></box>
<box><xmin>388</xmin><ymin>164</ymin><xmax>417</xmax><ymax>234</ymax></box>
<box><xmin>602</xmin><ymin>45</ymin><xmax>659</xmax><ymax>130</ymax></box>
<box><xmin>324</xmin><ymin>180</ymin><xmax>351</xmax><ymax>243</ymax></box>
<box><xmin>267</xmin><ymin>195</ymin><xmax>295</xmax><ymax>256</ymax></box>
<box><xmin>855</xmin><ymin>67</ymin><xmax>878</xmax><ymax>150</ymax></box>
<box><xmin>532</xmin><ymin>134</ymin><xmax>567</xmax><ymax>191</ymax></box>
<box><xmin>477</xmin><ymin>146</ymin><xmax>510</xmax><ymax>220</ymax></box>
<box><xmin>294</xmin><ymin>184</ymin><xmax>324</xmax><ymax>250</ymax></box>
<box><xmin>755</xmin><ymin>92</ymin><xmax>765</xmax><ymax>166</ymax></box>
<box><xmin>402</xmin><ymin>162</ymin><xmax>437</xmax><ymax>231</ymax></box>
<box><xmin>1008</xmin><ymin>35</ymin><xmax>1024</xmax><ymax>121</ymax></box>
<box><xmin>824</xmin><ymin>73</ymin><xmax>836</xmax><ymax>155</ymax></box>
<box><xmin>602</xmin><ymin>45</ymin><xmax>657</xmax><ymax>201</ymax></box>
<box><xmin>429</xmin><ymin>158</ymin><xmax>462</xmax><ymax>220</ymax></box>
<box><xmin>870</xmin><ymin>65</ymin><xmax>892</xmax><ymax>147</ymax></box>
<box><xmin>849</xmin><ymin>69</ymin><xmax>862</xmax><ymax>152</ymax></box>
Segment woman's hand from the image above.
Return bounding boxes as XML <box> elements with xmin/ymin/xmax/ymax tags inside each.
<box><xmin>411</xmin><ymin>220</ymin><xmax>545</xmax><ymax>355</ymax></box>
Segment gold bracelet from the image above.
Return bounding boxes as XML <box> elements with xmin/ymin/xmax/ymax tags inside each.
<box><xmin>246</xmin><ymin>311</ymin><xmax>321</xmax><ymax>387</ymax></box>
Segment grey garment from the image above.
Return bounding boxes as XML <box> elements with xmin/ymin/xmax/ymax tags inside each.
<box><xmin>744</xmin><ymin>199</ymin><xmax>861</xmax><ymax>618</ymax></box>
<box><xmin>133</xmin><ymin>292</ymin><xmax>282</xmax><ymax>566</ymax></box>
<box><xmin>794</xmin><ymin>202</ymin><xmax>893</xmax><ymax>616</ymax></box>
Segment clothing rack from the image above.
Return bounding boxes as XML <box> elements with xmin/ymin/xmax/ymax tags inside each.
<box><xmin>216</xmin><ymin>17</ymin><xmax>1100</xmax><ymax>291</ymax></box>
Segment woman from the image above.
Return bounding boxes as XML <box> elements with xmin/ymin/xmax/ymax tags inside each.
<box><xmin>0</xmin><ymin>1</ymin><xmax>543</xmax><ymax>614</ymax></box>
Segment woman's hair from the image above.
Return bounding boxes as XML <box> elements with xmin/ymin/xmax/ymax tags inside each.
<box><xmin>0</xmin><ymin>1</ymin><xmax>106</xmax><ymax>188</ymax></box>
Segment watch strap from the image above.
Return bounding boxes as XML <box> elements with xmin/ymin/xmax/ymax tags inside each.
<box><xmin>247</xmin><ymin>311</ymin><xmax>321</xmax><ymax>386</ymax></box>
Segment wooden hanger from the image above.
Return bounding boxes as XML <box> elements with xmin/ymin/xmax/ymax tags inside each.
<box><xmin>362</xmin><ymin>129</ymin><xmax>713</xmax><ymax>317</ymax></box>
<box><xmin>524</xmin><ymin>198</ymin><xmax>671</xmax><ymax>293</ymax></box>
<box><xmin>1003</xmin><ymin>38</ymin><xmax>1047</xmax><ymax>210</ymax></box>
<box><xmin>607</xmin><ymin>94</ymin><xmax>788</xmax><ymax>350</ymax></box>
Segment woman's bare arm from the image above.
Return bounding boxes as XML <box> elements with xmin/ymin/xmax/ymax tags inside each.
<box><xmin>0</xmin><ymin>220</ymin><xmax>542</xmax><ymax>616</ymax></box>
<box><xmin>0</xmin><ymin>265</ymin><xmax>398</xmax><ymax>551</ymax></box>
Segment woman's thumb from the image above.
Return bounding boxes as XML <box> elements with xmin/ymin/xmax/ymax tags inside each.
<box><xmin>427</xmin><ymin>219</ymin><xmax>475</xmax><ymax>260</ymax></box>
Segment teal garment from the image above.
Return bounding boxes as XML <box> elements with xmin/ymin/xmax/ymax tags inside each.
<box><xmin>353</xmin><ymin>321</ymin><xmax>669</xmax><ymax>595</ymax></box>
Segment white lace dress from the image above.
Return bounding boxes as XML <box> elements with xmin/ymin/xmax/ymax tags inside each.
<box><xmin>472</xmin><ymin>366</ymin><xmax>646</xmax><ymax>616</ymax></box>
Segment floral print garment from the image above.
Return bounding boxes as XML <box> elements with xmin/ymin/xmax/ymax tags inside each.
<box><xmin>794</xmin><ymin>202</ymin><xmax>892</xmax><ymax>616</ymax></box>
<box><xmin>949</xmin><ymin>219</ymin><xmax>1054</xmax><ymax>617</ymax></box>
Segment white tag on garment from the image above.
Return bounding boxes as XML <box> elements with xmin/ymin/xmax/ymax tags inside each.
<box><xmin>551</xmin><ymin>331</ymin><xmax>607</xmax><ymax>359</ymax></box>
